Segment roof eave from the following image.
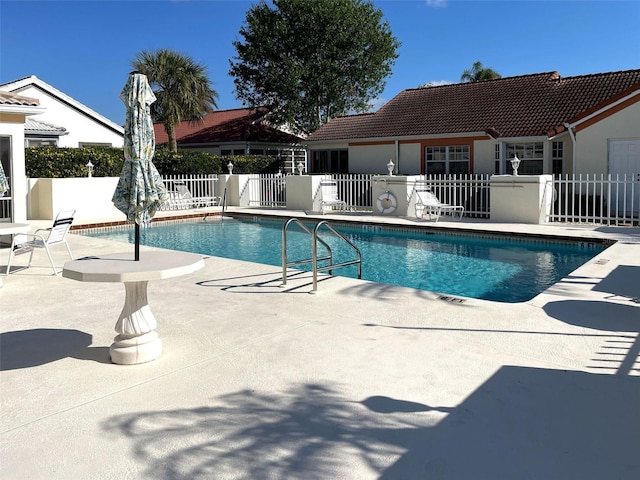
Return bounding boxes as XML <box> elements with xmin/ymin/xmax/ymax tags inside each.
<box><xmin>0</xmin><ymin>105</ymin><xmax>46</xmax><ymax>116</ymax></box>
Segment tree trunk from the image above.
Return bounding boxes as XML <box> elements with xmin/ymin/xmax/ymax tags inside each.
<box><xmin>166</xmin><ymin>124</ymin><xmax>177</xmax><ymax>153</ymax></box>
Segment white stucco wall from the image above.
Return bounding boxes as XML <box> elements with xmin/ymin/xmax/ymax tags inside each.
<box><xmin>349</xmin><ymin>144</ymin><xmax>396</xmax><ymax>174</ymax></box>
<box><xmin>27</xmin><ymin>177</ymin><xmax>123</xmax><ymax>221</ymax></box>
<box><xmin>10</xmin><ymin>85</ymin><xmax>123</xmax><ymax>148</ymax></box>
<box><xmin>398</xmin><ymin>142</ymin><xmax>421</xmax><ymax>174</ymax></box>
<box><xmin>574</xmin><ymin>101</ymin><xmax>640</xmax><ymax>175</ymax></box>
<box><xmin>473</xmin><ymin>140</ymin><xmax>496</xmax><ymax>174</ymax></box>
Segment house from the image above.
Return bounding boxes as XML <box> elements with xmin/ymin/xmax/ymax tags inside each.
<box><xmin>306</xmin><ymin>69</ymin><xmax>640</xmax><ymax>178</ymax></box>
<box><xmin>0</xmin><ymin>75</ymin><xmax>124</xmax><ymax>148</ymax></box>
<box><xmin>153</xmin><ymin>107</ymin><xmax>306</xmax><ymax>173</ymax></box>
<box><xmin>0</xmin><ymin>91</ymin><xmax>46</xmax><ymax>221</ymax></box>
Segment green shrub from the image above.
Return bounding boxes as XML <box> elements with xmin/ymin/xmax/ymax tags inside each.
<box><xmin>25</xmin><ymin>147</ymin><xmax>285</xmax><ymax>177</ymax></box>
<box><xmin>25</xmin><ymin>146</ymin><xmax>124</xmax><ymax>177</ymax></box>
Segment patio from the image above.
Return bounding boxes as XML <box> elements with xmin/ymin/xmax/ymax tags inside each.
<box><xmin>1</xmin><ymin>211</ymin><xmax>639</xmax><ymax>479</ymax></box>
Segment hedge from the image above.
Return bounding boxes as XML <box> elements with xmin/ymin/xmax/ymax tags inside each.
<box><xmin>25</xmin><ymin>146</ymin><xmax>285</xmax><ymax>178</ymax></box>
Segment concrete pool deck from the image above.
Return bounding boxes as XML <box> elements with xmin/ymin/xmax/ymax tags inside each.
<box><xmin>1</xmin><ymin>208</ymin><xmax>639</xmax><ymax>479</ymax></box>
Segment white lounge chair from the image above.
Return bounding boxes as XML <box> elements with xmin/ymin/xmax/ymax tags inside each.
<box><xmin>320</xmin><ymin>180</ymin><xmax>347</xmax><ymax>213</ymax></box>
<box><xmin>414</xmin><ymin>187</ymin><xmax>463</xmax><ymax>222</ymax></box>
<box><xmin>175</xmin><ymin>184</ymin><xmax>220</xmax><ymax>209</ymax></box>
<box><xmin>6</xmin><ymin>210</ymin><xmax>75</xmax><ymax>275</ymax></box>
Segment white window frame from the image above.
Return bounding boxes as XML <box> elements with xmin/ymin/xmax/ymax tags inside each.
<box><xmin>425</xmin><ymin>145</ymin><xmax>470</xmax><ymax>174</ymax></box>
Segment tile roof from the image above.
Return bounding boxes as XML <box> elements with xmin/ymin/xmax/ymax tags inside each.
<box><xmin>25</xmin><ymin>118</ymin><xmax>67</xmax><ymax>135</ymax></box>
<box><xmin>0</xmin><ymin>90</ymin><xmax>40</xmax><ymax>107</ymax></box>
<box><xmin>306</xmin><ymin>69</ymin><xmax>640</xmax><ymax>142</ymax></box>
<box><xmin>154</xmin><ymin>107</ymin><xmax>303</xmax><ymax>146</ymax></box>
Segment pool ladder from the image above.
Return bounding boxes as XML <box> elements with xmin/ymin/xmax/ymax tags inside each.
<box><xmin>282</xmin><ymin>218</ymin><xmax>362</xmax><ymax>292</ymax></box>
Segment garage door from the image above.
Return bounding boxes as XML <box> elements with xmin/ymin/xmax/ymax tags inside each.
<box><xmin>609</xmin><ymin>139</ymin><xmax>640</xmax><ymax>216</ymax></box>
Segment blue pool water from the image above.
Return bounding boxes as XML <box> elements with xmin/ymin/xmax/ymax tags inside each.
<box><xmin>84</xmin><ymin>217</ymin><xmax>607</xmax><ymax>303</ymax></box>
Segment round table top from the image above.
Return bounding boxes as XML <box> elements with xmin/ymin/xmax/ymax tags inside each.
<box><xmin>0</xmin><ymin>223</ymin><xmax>30</xmax><ymax>234</ymax></box>
<box><xmin>62</xmin><ymin>250</ymin><xmax>205</xmax><ymax>283</ymax></box>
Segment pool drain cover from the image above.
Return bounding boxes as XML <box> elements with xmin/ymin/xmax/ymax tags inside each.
<box><xmin>438</xmin><ymin>295</ymin><xmax>466</xmax><ymax>303</ymax></box>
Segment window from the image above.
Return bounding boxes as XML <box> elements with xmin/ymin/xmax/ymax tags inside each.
<box><xmin>425</xmin><ymin>145</ymin><xmax>469</xmax><ymax>174</ymax></box>
<box><xmin>312</xmin><ymin>150</ymin><xmax>348</xmax><ymax>173</ymax></box>
<box><xmin>506</xmin><ymin>142</ymin><xmax>543</xmax><ymax>174</ymax></box>
<box><xmin>79</xmin><ymin>142</ymin><xmax>111</xmax><ymax>148</ymax></box>
<box><xmin>26</xmin><ymin>138</ymin><xmax>58</xmax><ymax>147</ymax></box>
<box><xmin>495</xmin><ymin>144</ymin><xmax>501</xmax><ymax>174</ymax></box>
<box><xmin>552</xmin><ymin>141</ymin><xmax>563</xmax><ymax>175</ymax></box>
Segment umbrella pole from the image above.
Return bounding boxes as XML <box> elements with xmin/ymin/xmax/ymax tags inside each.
<box><xmin>135</xmin><ymin>223</ymin><xmax>140</xmax><ymax>261</ymax></box>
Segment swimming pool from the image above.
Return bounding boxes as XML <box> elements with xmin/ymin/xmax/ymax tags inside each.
<box><xmin>84</xmin><ymin>217</ymin><xmax>607</xmax><ymax>303</ymax></box>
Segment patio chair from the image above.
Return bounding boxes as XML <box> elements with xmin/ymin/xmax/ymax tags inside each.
<box><xmin>414</xmin><ymin>186</ymin><xmax>464</xmax><ymax>222</ymax></box>
<box><xmin>320</xmin><ymin>180</ymin><xmax>347</xmax><ymax>213</ymax></box>
<box><xmin>6</xmin><ymin>209</ymin><xmax>75</xmax><ymax>275</ymax></box>
<box><xmin>175</xmin><ymin>184</ymin><xmax>221</xmax><ymax>209</ymax></box>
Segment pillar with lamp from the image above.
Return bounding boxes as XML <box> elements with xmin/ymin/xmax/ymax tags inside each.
<box><xmin>85</xmin><ymin>160</ymin><xmax>94</xmax><ymax>178</ymax></box>
<box><xmin>297</xmin><ymin>161</ymin><xmax>305</xmax><ymax>175</ymax></box>
<box><xmin>227</xmin><ymin>161</ymin><xmax>234</xmax><ymax>175</ymax></box>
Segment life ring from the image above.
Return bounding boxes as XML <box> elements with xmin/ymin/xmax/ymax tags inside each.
<box><xmin>376</xmin><ymin>192</ymin><xmax>397</xmax><ymax>214</ymax></box>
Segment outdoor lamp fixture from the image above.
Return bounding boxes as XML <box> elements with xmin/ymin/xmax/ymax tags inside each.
<box><xmin>387</xmin><ymin>159</ymin><xmax>395</xmax><ymax>176</ymax></box>
<box><xmin>510</xmin><ymin>154</ymin><xmax>521</xmax><ymax>176</ymax></box>
<box><xmin>85</xmin><ymin>160</ymin><xmax>94</xmax><ymax>178</ymax></box>
<box><xmin>297</xmin><ymin>161</ymin><xmax>305</xmax><ymax>175</ymax></box>
<box><xmin>227</xmin><ymin>161</ymin><xmax>234</xmax><ymax>175</ymax></box>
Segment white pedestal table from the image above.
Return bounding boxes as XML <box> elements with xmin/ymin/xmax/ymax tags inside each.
<box><xmin>63</xmin><ymin>251</ymin><xmax>204</xmax><ymax>365</ymax></box>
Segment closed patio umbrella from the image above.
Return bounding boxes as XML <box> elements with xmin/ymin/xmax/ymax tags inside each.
<box><xmin>112</xmin><ymin>71</ymin><xmax>168</xmax><ymax>260</ymax></box>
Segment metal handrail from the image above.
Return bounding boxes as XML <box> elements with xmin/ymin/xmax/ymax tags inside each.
<box><xmin>311</xmin><ymin>220</ymin><xmax>361</xmax><ymax>292</ymax></box>
<box><xmin>281</xmin><ymin>218</ymin><xmax>362</xmax><ymax>292</ymax></box>
<box><xmin>282</xmin><ymin>218</ymin><xmax>332</xmax><ymax>286</ymax></box>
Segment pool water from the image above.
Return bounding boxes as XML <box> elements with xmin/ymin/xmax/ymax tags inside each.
<box><xmin>85</xmin><ymin>217</ymin><xmax>607</xmax><ymax>303</ymax></box>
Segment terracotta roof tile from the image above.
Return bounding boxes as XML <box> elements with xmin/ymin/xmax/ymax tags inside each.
<box><xmin>307</xmin><ymin>69</ymin><xmax>640</xmax><ymax>142</ymax></box>
<box><xmin>0</xmin><ymin>90</ymin><xmax>40</xmax><ymax>107</ymax></box>
<box><xmin>154</xmin><ymin>107</ymin><xmax>303</xmax><ymax>145</ymax></box>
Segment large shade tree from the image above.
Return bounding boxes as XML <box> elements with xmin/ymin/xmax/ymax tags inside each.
<box><xmin>132</xmin><ymin>49</ymin><xmax>218</xmax><ymax>152</ymax></box>
<box><xmin>460</xmin><ymin>61</ymin><xmax>502</xmax><ymax>82</ymax></box>
<box><xmin>229</xmin><ymin>0</ymin><xmax>400</xmax><ymax>135</ymax></box>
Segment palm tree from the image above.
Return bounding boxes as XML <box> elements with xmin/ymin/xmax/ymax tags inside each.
<box><xmin>460</xmin><ymin>61</ymin><xmax>501</xmax><ymax>83</ymax></box>
<box><xmin>132</xmin><ymin>49</ymin><xmax>218</xmax><ymax>152</ymax></box>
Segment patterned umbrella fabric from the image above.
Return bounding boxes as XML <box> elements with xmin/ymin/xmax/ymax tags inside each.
<box><xmin>113</xmin><ymin>72</ymin><xmax>168</xmax><ymax>260</ymax></box>
<box><xmin>0</xmin><ymin>162</ymin><xmax>8</xmax><ymax>197</ymax></box>
<box><xmin>112</xmin><ymin>72</ymin><xmax>168</xmax><ymax>227</ymax></box>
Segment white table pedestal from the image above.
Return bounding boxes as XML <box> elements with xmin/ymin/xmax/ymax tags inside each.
<box><xmin>110</xmin><ymin>280</ymin><xmax>163</xmax><ymax>364</ymax></box>
<box><xmin>63</xmin><ymin>251</ymin><xmax>204</xmax><ymax>365</ymax></box>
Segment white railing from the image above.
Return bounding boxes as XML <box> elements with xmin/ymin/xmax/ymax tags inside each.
<box><xmin>551</xmin><ymin>174</ymin><xmax>640</xmax><ymax>225</ymax></box>
<box><xmin>0</xmin><ymin>196</ymin><xmax>11</xmax><ymax>221</ymax></box>
<box><xmin>417</xmin><ymin>174</ymin><xmax>491</xmax><ymax>218</ymax></box>
<box><xmin>157</xmin><ymin>172</ymin><xmax>639</xmax><ymax>226</ymax></box>
<box><xmin>161</xmin><ymin>174</ymin><xmax>219</xmax><ymax>209</ymax></box>
<box><xmin>333</xmin><ymin>174</ymin><xmax>375</xmax><ymax>210</ymax></box>
<box><xmin>241</xmin><ymin>173</ymin><xmax>287</xmax><ymax>207</ymax></box>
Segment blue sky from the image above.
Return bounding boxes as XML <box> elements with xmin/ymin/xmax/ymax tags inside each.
<box><xmin>2</xmin><ymin>0</ymin><xmax>639</xmax><ymax>125</ymax></box>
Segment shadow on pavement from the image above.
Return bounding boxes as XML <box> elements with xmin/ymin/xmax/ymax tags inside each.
<box><xmin>103</xmin><ymin>368</ymin><xmax>640</xmax><ymax>479</ymax></box>
<box><xmin>0</xmin><ymin>328</ymin><xmax>110</xmax><ymax>370</ymax></box>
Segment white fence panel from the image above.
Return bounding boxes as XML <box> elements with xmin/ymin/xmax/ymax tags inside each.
<box><xmin>551</xmin><ymin>174</ymin><xmax>639</xmax><ymax>225</ymax></box>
